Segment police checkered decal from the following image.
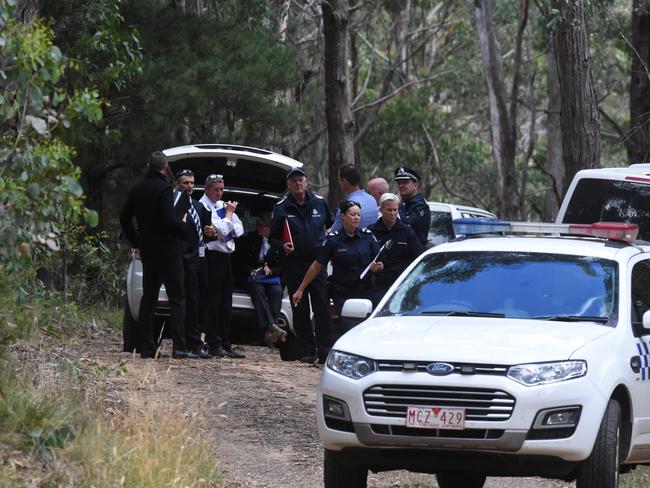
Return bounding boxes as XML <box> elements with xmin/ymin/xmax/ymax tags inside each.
<box><xmin>636</xmin><ymin>340</ymin><xmax>650</xmax><ymax>381</ymax></box>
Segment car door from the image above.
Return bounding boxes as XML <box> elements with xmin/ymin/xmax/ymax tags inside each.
<box><xmin>629</xmin><ymin>257</ymin><xmax>650</xmax><ymax>446</ymax></box>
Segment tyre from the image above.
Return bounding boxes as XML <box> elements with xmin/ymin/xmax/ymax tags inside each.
<box><xmin>323</xmin><ymin>449</ymin><xmax>367</xmax><ymax>488</ymax></box>
<box><xmin>576</xmin><ymin>399</ymin><xmax>622</xmax><ymax>488</ymax></box>
<box><xmin>435</xmin><ymin>473</ymin><xmax>486</xmax><ymax>488</ymax></box>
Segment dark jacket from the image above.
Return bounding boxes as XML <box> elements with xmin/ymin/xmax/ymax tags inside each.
<box><xmin>174</xmin><ymin>195</ymin><xmax>212</xmax><ymax>259</ymax></box>
<box><xmin>368</xmin><ymin>217</ymin><xmax>424</xmax><ymax>288</ymax></box>
<box><xmin>399</xmin><ymin>193</ymin><xmax>431</xmax><ymax>246</ymax></box>
<box><xmin>236</xmin><ymin>231</ymin><xmax>284</xmax><ymax>278</ymax></box>
<box><xmin>270</xmin><ymin>191</ymin><xmax>333</xmax><ymax>263</ymax></box>
<box><xmin>119</xmin><ymin>171</ymin><xmax>187</xmax><ymax>261</ymax></box>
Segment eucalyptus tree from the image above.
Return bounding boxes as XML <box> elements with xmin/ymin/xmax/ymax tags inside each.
<box><xmin>322</xmin><ymin>0</ymin><xmax>356</xmax><ymax>206</ymax></box>
<box><xmin>628</xmin><ymin>0</ymin><xmax>650</xmax><ymax>162</ymax></box>
<box><xmin>551</xmin><ymin>0</ymin><xmax>601</xmax><ymax>192</ymax></box>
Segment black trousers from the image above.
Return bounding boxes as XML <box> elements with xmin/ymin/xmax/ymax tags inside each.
<box><xmin>183</xmin><ymin>254</ymin><xmax>208</xmax><ymax>350</ymax></box>
<box><xmin>205</xmin><ymin>250</ymin><xmax>233</xmax><ymax>348</ymax></box>
<box><xmin>284</xmin><ymin>261</ymin><xmax>332</xmax><ymax>361</ymax></box>
<box><xmin>247</xmin><ymin>281</ymin><xmax>283</xmax><ymax>330</ymax></box>
<box><xmin>139</xmin><ymin>256</ymin><xmax>186</xmax><ymax>352</ymax></box>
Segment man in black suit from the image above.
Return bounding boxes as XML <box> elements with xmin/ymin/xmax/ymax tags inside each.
<box><xmin>119</xmin><ymin>151</ymin><xmax>194</xmax><ymax>359</ymax></box>
<box><xmin>237</xmin><ymin>213</ymin><xmax>287</xmax><ymax>346</ymax></box>
<box><xmin>174</xmin><ymin>169</ymin><xmax>214</xmax><ymax>358</ymax></box>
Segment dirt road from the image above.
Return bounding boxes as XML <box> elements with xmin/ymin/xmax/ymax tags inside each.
<box><xmin>86</xmin><ymin>337</ymin><xmax>579</xmax><ymax>488</ymax></box>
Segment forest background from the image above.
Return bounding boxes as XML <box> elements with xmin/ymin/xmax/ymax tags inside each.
<box><xmin>1</xmin><ymin>0</ymin><xmax>650</xmax><ymax>485</ymax></box>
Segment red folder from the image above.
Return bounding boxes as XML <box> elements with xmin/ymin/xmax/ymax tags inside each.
<box><xmin>282</xmin><ymin>218</ymin><xmax>294</xmax><ymax>246</ymax></box>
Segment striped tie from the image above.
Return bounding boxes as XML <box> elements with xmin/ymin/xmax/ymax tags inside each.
<box><xmin>187</xmin><ymin>196</ymin><xmax>204</xmax><ymax>247</ymax></box>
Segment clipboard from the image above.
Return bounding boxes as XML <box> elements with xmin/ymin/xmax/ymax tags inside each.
<box><xmin>283</xmin><ymin>218</ymin><xmax>294</xmax><ymax>246</ymax></box>
<box><xmin>359</xmin><ymin>239</ymin><xmax>393</xmax><ymax>280</ymax></box>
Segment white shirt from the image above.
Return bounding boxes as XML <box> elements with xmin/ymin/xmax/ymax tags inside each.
<box><xmin>199</xmin><ymin>195</ymin><xmax>244</xmax><ymax>254</ymax></box>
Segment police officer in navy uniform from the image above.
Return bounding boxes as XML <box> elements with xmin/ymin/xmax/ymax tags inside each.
<box><xmin>293</xmin><ymin>200</ymin><xmax>383</xmax><ymax>339</ymax></box>
<box><xmin>270</xmin><ymin>167</ymin><xmax>333</xmax><ymax>364</ymax></box>
<box><xmin>368</xmin><ymin>192</ymin><xmax>424</xmax><ymax>302</ymax></box>
<box><xmin>174</xmin><ymin>169</ymin><xmax>213</xmax><ymax>358</ymax></box>
<box><xmin>394</xmin><ymin>165</ymin><xmax>431</xmax><ymax>246</ymax></box>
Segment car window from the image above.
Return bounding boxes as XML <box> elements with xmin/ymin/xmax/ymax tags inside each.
<box><xmin>562</xmin><ymin>178</ymin><xmax>650</xmax><ymax>241</ymax></box>
<box><xmin>376</xmin><ymin>251</ymin><xmax>618</xmax><ymax>323</ymax></box>
<box><xmin>631</xmin><ymin>260</ymin><xmax>650</xmax><ymax>323</ymax></box>
<box><xmin>428</xmin><ymin>211</ymin><xmax>454</xmax><ymax>246</ymax></box>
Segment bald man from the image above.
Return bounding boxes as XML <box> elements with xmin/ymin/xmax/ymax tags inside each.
<box><xmin>367</xmin><ymin>177</ymin><xmax>389</xmax><ymax>205</ymax></box>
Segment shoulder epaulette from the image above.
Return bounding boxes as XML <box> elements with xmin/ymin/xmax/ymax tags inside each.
<box><xmin>327</xmin><ymin>230</ymin><xmax>339</xmax><ymax>237</ymax></box>
<box><xmin>361</xmin><ymin>227</ymin><xmax>373</xmax><ymax>234</ymax></box>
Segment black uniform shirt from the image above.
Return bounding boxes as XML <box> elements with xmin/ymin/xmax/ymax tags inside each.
<box><xmin>399</xmin><ymin>193</ymin><xmax>431</xmax><ymax>246</ymax></box>
<box><xmin>270</xmin><ymin>191</ymin><xmax>333</xmax><ymax>262</ymax></box>
<box><xmin>316</xmin><ymin>228</ymin><xmax>380</xmax><ymax>288</ymax></box>
<box><xmin>368</xmin><ymin>217</ymin><xmax>424</xmax><ymax>287</ymax></box>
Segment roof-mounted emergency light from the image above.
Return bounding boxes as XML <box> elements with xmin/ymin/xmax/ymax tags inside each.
<box><xmin>453</xmin><ymin>218</ymin><xmax>639</xmax><ymax>242</ymax></box>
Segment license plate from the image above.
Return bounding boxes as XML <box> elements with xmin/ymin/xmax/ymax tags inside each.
<box><xmin>406</xmin><ymin>406</ymin><xmax>465</xmax><ymax>430</ymax></box>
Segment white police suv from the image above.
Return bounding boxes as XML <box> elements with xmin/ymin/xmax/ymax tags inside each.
<box><xmin>317</xmin><ymin>220</ymin><xmax>650</xmax><ymax>488</ymax></box>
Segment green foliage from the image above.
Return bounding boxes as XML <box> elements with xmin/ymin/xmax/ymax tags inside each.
<box><xmin>0</xmin><ymin>0</ymin><xmax>102</xmax><ymax>270</ymax></box>
<box><xmin>0</xmin><ymin>359</ymin><xmax>76</xmax><ymax>456</ymax></box>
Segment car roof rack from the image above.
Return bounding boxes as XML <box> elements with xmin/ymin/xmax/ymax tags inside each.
<box><xmin>452</xmin><ymin>218</ymin><xmax>639</xmax><ymax>243</ymax></box>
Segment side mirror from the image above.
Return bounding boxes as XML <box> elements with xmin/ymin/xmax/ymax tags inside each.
<box><xmin>642</xmin><ymin>310</ymin><xmax>650</xmax><ymax>331</ymax></box>
<box><xmin>341</xmin><ymin>299</ymin><xmax>373</xmax><ymax>320</ymax></box>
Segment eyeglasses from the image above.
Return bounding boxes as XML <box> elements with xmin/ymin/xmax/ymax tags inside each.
<box><xmin>339</xmin><ymin>200</ymin><xmax>361</xmax><ymax>213</ymax></box>
<box><xmin>205</xmin><ymin>174</ymin><xmax>223</xmax><ymax>185</ymax></box>
<box><xmin>175</xmin><ymin>168</ymin><xmax>194</xmax><ymax>178</ymax></box>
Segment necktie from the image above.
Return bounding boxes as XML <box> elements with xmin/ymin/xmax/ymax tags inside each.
<box><xmin>259</xmin><ymin>236</ymin><xmax>269</xmax><ymax>263</ymax></box>
<box><xmin>187</xmin><ymin>196</ymin><xmax>204</xmax><ymax>247</ymax></box>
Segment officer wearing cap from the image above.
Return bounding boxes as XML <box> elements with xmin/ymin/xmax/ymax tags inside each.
<box><xmin>394</xmin><ymin>165</ymin><xmax>431</xmax><ymax>246</ymax></box>
<box><xmin>270</xmin><ymin>166</ymin><xmax>333</xmax><ymax>364</ymax></box>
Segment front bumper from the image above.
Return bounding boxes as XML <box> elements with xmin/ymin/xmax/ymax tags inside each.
<box><xmin>317</xmin><ymin>367</ymin><xmax>606</xmax><ymax>463</ymax></box>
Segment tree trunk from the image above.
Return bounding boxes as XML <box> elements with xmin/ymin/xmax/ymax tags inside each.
<box><xmin>552</xmin><ymin>0</ymin><xmax>600</xmax><ymax>194</ymax></box>
<box><xmin>474</xmin><ymin>0</ymin><xmax>518</xmax><ymax>219</ymax></box>
<box><xmin>15</xmin><ymin>0</ymin><xmax>41</xmax><ymax>22</ymax></box>
<box><xmin>545</xmin><ymin>48</ymin><xmax>565</xmax><ymax>220</ymax></box>
<box><xmin>628</xmin><ymin>0</ymin><xmax>650</xmax><ymax>163</ymax></box>
<box><xmin>322</xmin><ymin>0</ymin><xmax>356</xmax><ymax>208</ymax></box>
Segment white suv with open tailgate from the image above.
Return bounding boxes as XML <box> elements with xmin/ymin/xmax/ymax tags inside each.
<box><xmin>123</xmin><ymin>144</ymin><xmax>299</xmax><ymax>350</ymax></box>
<box><xmin>317</xmin><ymin>220</ymin><xmax>650</xmax><ymax>488</ymax></box>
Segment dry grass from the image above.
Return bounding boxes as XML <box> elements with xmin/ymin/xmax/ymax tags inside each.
<box><xmin>0</xmin><ymin>343</ymin><xmax>221</xmax><ymax>488</ymax></box>
<box><xmin>68</xmin><ymin>389</ymin><xmax>220</xmax><ymax>487</ymax></box>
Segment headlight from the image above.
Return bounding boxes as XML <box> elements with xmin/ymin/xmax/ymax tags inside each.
<box><xmin>507</xmin><ymin>360</ymin><xmax>587</xmax><ymax>386</ymax></box>
<box><xmin>326</xmin><ymin>350</ymin><xmax>376</xmax><ymax>379</ymax></box>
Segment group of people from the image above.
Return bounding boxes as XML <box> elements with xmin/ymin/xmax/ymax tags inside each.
<box><xmin>120</xmin><ymin>150</ymin><xmax>432</xmax><ymax>363</ymax></box>
<box><xmin>120</xmin><ymin>151</ymin><xmax>246</xmax><ymax>359</ymax></box>
<box><xmin>275</xmin><ymin>164</ymin><xmax>430</xmax><ymax>364</ymax></box>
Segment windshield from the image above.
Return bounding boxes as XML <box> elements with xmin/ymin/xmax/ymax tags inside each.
<box><xmin>376</xmin><ymin>251</ymin><xmax>618</xmax><ymax>324</ymax></box>
<box><xmin>428</xmin><ymin>211</ymin><xmax>455</xmax><ymax>246</ymax></box>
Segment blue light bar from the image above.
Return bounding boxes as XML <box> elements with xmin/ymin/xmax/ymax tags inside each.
<box><xmin>453</xmin><ymin>218</ymin><xmax>510</xmax><ymax>235</ymax></box>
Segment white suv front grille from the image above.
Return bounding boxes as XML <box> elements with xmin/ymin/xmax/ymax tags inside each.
<box><xmin>363</xmin><ymin>384</ymin><xmax>515</xmax><ymax>421</ymax></box>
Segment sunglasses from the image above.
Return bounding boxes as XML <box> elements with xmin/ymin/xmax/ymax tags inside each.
<box><xmin>205</xmin><ymin>174</ymin><xmax>224</xmax><ymax>184</ymax></box>
<box><xmin>175</xmin><ymin>168</ymin><xmax>194</xmax><ymax>178</ymax></box>
<box><xmin>339</xmin><ymin>200</ymin><xmax>361</xmax><ymax>213</ymax></box>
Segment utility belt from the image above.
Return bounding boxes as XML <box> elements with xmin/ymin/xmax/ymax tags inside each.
<box><xmin>327</xmin><ymin>278</ymin><xmax>366</xmax><ymax>298</ymax></box>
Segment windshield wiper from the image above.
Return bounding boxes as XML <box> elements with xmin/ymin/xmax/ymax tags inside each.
<box><xmin>532</xmin><ymin>315</ymin><xmax>609</xmax><ymax>323</ymax></box>
<box><xmin>421</xmin><ymin>310</ymin><xmax>506</xmax><ymax>318</ymax></box>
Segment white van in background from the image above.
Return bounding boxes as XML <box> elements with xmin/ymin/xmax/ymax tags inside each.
<box><xmin>556</xmin><ymin>164</ymin><xmax>650</xmax><ymax>241</ymax></box>
<box><xmin>427</xmin><ymin>202</ymin><xmax>497</xmax><ymax>247</ymax></box>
